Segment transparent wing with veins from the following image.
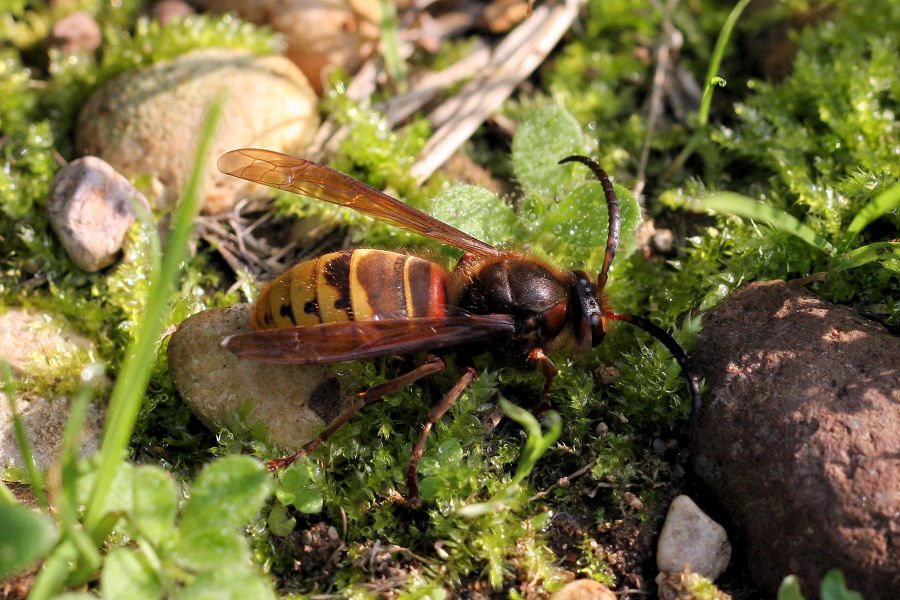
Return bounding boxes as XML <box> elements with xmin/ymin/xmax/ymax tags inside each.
<box><xmin>218</xmin><ymin>148</ymin><xmax>500</xmax><ymax>258</ymax></box>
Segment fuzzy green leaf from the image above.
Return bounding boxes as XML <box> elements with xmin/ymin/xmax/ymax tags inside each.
<box><xmin>174</xmin><ymin>565</ymin><xmax>275</xmax><ymax>600</ymax></box>
<box><xmin>179</xmin><ymin>455</ymin><xmax>271</xmax><ymax>533</ymax></box>
<box><xmin>0</xmin><ymin>502</ymin><xmax>58</xmax><ymax>579</ymax></box>
<box><xmin>512</xmin><ymin>106</ymin><xmax>588</xmax><ymax>196</ymax></box>
<box><xmin>428</xmin><ymin>185</ymin><xmax>516</xmax><ymax>248</ymax></box>
<box><xmin>77</xmin><ymin>459</ymin><xmax>135</xmax><ymax>529</ymax></box>
<box><xmin>551</xmin><ymin>180</ymin><xmax>642</xmax><ymax>254</ymax></box>
<box><xmin>132</xmin><ymin>465</ymin><xmax>179</xmax><ymax>547</ymax></box>
<box><xmin>172</xmin><ymin>456</ymin><xmax>270</xmax><ymax>571</ymax></box>
<box><xmin>174</xmin><ymin>528</ymin><xmax>248</xmax><ymax>572</ymax></box>
<box><xmin>100</xmin><ymin>548</ymin><xmax>164</xmax><ymax>600</ymax></box>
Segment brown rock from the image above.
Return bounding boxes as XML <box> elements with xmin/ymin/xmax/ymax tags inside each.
<box><xmin>151</xmin><ymin>0</ymin><xmax>194</xmax><ymax>24</ymax></box>
<box><xmin>689</xmin><ymin>280</ymin><xmax>900</xmax><ymax>598</ymax></box>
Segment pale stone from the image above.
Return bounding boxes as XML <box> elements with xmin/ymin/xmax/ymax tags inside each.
<box><xmin>168</xmin><ymin>304</ymin><xmax>346</xmax><ymax>450</ymax></box>
<box><xmin>76</xmin><ymin>47</ymin><xmax>319</xmax><ymax>214</ymax></box>
<box><xmin>656</xmin><ymin>495</ymin><xmax>731</xmax><ymax>580</ymax></box>
<box><xmin>0</xmin><ymin>308</ymin><xmax>106</xmax><ymax>469</ymax></box>
<box><xmin>550</xmin><ymin>578</ymin><xmax>616</xmax><ymax>600</ymax></box>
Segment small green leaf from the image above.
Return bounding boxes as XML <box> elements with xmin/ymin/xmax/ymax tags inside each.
<box><xmin>0</xmin><ymin>502</ymin><xmax>58</xmax><ymax>579</ymax></box>
<box><xmin>180</xmin><ymin>456</ymin><xmax>271</xmax><ymax>532</ymax></box>
<box><xmin>132</xmin><ymin>465</ymin><xmax>179</xmax><ymax>547</ymax></box>
<box><xmin>776</xmin><ymin>575</ymin><xmax>806</xmax><ymax>600</ymax></box>
<box><xmin>512</xmin><ymin>106</ymin><xmax>587</xmax><ymax>196</ymax></box>
<box><xmin>820</xmin><ymin>569</ymin><xmax>863</xmax><ymax>600</ymax></box>
<box><xmin>100</xmin><ymin>548</ymin><xmax>164</xmax><ymax>600</ymax></box>
<box><xmin>288</xmin><ymin>488</ymin><xmax>323</xmax><ymax>514</ymax></box>
<box><xmin>174</xmin><ymin>564</ymin><xmax>275</xmax><ymax>600</ymax></box>
<box><xmin>267</xmin><ymin>502</ymin><xmax>296</xmax><ymax>536</ymax></box>
<box><xmin>275</xmin><ymin>462</ymin><xmax>323</xmax><ymax>514</ymax></box>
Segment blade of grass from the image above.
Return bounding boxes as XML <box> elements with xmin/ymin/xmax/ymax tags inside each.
<box><xmin>25</xmin><ymin>540</ymin><xmax>80</xmax><ymax>600</ymax></box>
<box><xmin>690</xmin><ymin>192</ymin><xmax>835</xmax><ymax>255</ymax></box>
<box><xmin>698</xmin><ymin>0</ymin><xmax>751</xmax><ymax>126</ymax></box>
<box><xmin>56</xmin><ymin>366</ymin><xmax>105</xmax><ymax>581</ymax></box>
<box><xmin>26</xmin><ymin>93</ymin><xmax>226</xmax><ymax>595</ymax></box>
<box><xmin>457</xmin><ymin>400</ymin><xmax>561</xmax><ymax>517</ymax></box>
<box><xmin>662</xmin><ymin>0</ymin><xmax>750</xmax><ymax>181</ymax></box>
<box><xmin>830</xmin><ymin>242</ymin><xmax>900</xmax><ymax>272</ymax></box>
<box><xmin>379</xmin><ymin>0</ymin><xmax>408</xmax><ymax>85</ymax></box>
<box><xmin>0</xmin><ymin>481</ymin><xmax>16</xmax><ymax>505</ymax></box>
<box><xmin>2</xmin><ymin>360</ymin><xmax>48</xmax><ymax>512</ymax></box>
<box><xmin>842</xmin><ymin>181</ymin><xmax>900</xmax><ymax>246</ymax></box>
<box><xmin>83</xmin><ymin>91</ymin><xmax>227</xmax><ymax>539</ymax></box>
<box><xmin>501</xmin><ymin>399</ymin><xmax>562</xmax><ymax>487</ymax></box>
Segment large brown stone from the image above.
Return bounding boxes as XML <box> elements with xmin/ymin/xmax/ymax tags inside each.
<box><xmin>688</xmin><ymin>280</ymin><xmax>899</xmax><ymax>598</ymax></box>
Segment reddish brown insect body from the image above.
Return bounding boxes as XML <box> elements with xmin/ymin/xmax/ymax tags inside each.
<box><xmin>218</xmin><ymin>148</ymin><xmax>701</xmax><ymax>506</ymax></box>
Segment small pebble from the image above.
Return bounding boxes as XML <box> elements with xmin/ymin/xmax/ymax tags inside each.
<box><xmin>48</xmin><ymin>11</ymin><xmax>101</xmax><ymax>54</ymax></box>
<box><xmin>550</xmin><ymin>578</ymin><xmax>616</xmax><ymax>600</ymax></box>
<box><xmin>151</xmin><ymin>0</ymin><xmax>194</xmax><ymax>25</ymax></box>
<box><xmin>656</xmin><ymin>495</ymin><xmax>731</xmax><ymax>580</ymax></box>
<box><xmin>48</xmin><ymin>156</ymin><xmax>151</xmax><ymax>272</ymax></box>
<box><xmin>652</xmin><ymin>228</ymin><xmax>674</xmax><ymax>254</ymax></box>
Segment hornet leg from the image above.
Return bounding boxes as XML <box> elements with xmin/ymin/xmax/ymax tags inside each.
<box><xmin>405</xmin><ymin>366</ymin><xmax>478</xmax><ymax>507</ymax></box>
<box><xmin>267</xmin><ymin>356</ymin><xmax>446</xmax><ymax>471</ymax></box>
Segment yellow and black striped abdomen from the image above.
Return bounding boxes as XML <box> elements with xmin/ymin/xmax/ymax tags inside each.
<box><xmin>251</xmin><ymin>250</ymin><xmax>450</xmax><ymax>330</ymax></box>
